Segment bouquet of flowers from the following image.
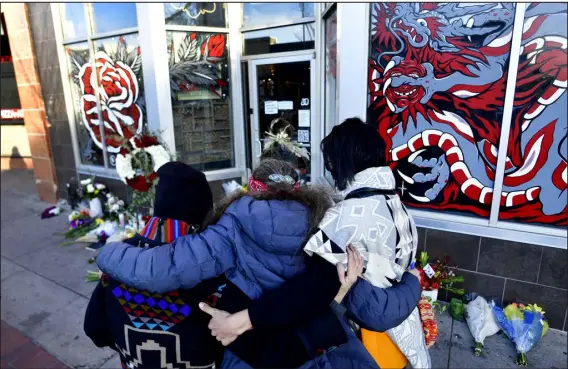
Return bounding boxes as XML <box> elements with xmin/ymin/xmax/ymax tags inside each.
<box><xmin>418</xmin><ymin>251</ymin><xmax>465</xmax><ymax>296</ymax></box>
<box><xmin>464</xmin><ymin>293</ymin><xmax>500</xmax><ymax>356</ymax></box>
<box><xmin>418</xmin><ymin>295</ymin><xmax>439</xmax><ymax>348</ymax></box>
<box><xmin>60</xmin><ymin>211</ymin><xmax>102</xmax><ymax>244</ymax></box>
<box><xmin>222</xmin><ymin>180</ymin><xmax>247</xmax><ymax>196</ymax></box>
<box><xmin>105</xmin><ymin>193</ymin><xmax>126</xmax><ymax>219</ymax></box>
<box><xmin>85</xmin><ymin>270</ymin><xmax>103</xmax><ymax>282</ymax></box>
<box><xmin>491</xmin><ymin>302</ymin><xmax>549</xmax><ymax>366</ymax></box>
<box><xmin>80</xmin><ymin>178</ymin><xmax>107</xmax><ymax>201</ymax></box>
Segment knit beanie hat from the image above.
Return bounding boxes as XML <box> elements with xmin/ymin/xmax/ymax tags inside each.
<box><xmin>153</xmin><ymin>162</ymin><xmax>213</xmax><ymax>226</ymax></box>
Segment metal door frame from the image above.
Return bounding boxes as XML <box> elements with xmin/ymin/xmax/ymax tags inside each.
<box><xmin>247</xmin><ymin>54</ymin><xmax>316</xmax><ymax>174</ymax></box>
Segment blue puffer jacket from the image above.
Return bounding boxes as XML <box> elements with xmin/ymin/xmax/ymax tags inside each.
<box><xmin>97</xmin><ymin>196</ymin><xmax>308</xmax><ymax>298</ymax></box>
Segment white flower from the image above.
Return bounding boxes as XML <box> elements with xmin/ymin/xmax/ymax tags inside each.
<box><xmin>144</xmin><ymin>145</ymin><xmax>171</xmax><ymax>172</ymax></box>
<box><xmin>116</xmin><ymin>152</ymin><xmax>136</xmax><ymax>183</ymax></box>
<box><xmin>117</xmin><ymin>200</ymin><xmax>125</xmax><ymax>207</ymax></box>
<box><xmin>80</xmin><ymin>178</ymin><xmax>92</xmax><ymax>186</ymax></box>
<box><xmin>110</xmin><ymin>204</ymin><xmax>120</xmax><ymax>212</ymax></box>
<box><xmin>86</xmin><ymin>184</ymin><xmax>95</xmax><ymax>193</ymax></box>
<box><xmin>49</xmin><ymin>207</ymin><xmax>61</xmax><ymax>216</ymax></box>
<box><xmin>106</xmin><ymin>193</ymin><xmax>112</xmax><ymax>198</ymax></box>
<box><xmin>68</xmin><ymin>211</ymin><xmax>79</xmax><ymax>222</ymax></box>
<box><xmin>95</xmin><ymin>183</ymin><xmax>106</xmax><ymax>190</ymax></box>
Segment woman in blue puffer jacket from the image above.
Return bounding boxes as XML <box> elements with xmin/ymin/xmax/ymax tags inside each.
<box><xmin>201</xmin><ymin>118</ymin><xmax>426</xmax><ymax>368</ymax></box>
<box><xmin>97</xmin><ymin>159</ymin><xmax>383</xmax><ymax>368</ymax></box>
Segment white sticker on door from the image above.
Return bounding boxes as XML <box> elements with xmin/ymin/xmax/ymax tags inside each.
<box><xmin>264</xmin><ymin>101</ymin><xmax>278</xmax><ymax>115</ymax></box>
<box><xmin>298</xmin><ymin>129</ymin><xmax>310</xmax><ymax>143</ymax></box>
<box><xmin>278</xmin><ymin>101</ymin><xmax>293</xmax><ymax>110</ymax></box>
<box><xmin>298</xmin><ymin>109</ymin><xmax>310</xmax><ymax>127</ymax></box>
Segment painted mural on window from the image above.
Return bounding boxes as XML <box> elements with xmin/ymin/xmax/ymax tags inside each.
<box><xmin>367</xmin><ymin>3</ymin><xmax>567</xmax><ymax>226</ymax></box>
<box><xmin>67</xmin><ymin>35</ymin><xmax>145</xmax><ymax>166</ymax></box>
<box><xmin>167</xmin><ymin>31</ymin><xmax>234</xmax><ymax>171</ymax></box>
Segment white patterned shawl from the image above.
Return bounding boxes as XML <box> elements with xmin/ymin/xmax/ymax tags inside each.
<box><xmin>304</xmin><ymin>167</ymin><xmax>431</xmax><ymax>368</ymax></box>
<box><xmin>304</xmin><ymin>167</ymin><xmax>417</xmax><ymax>288</ymax></box>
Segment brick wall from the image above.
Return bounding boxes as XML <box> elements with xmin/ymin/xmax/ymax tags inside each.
<box><xmin>417</xmin><ymin>227</ymin><xmax>568</xmax><ymax>331</ymax></box>
<box><xmin>27</xmin><ymin>3</ymin><xmax>77</xmax><ymax>201</ymax></box>
<box><xmin>4</xmin><ymin>3</ymin><xmax>58</xmax><ymax>203</ymax></box>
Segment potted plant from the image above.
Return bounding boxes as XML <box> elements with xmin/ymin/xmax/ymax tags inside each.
<box><xmin>417</xmin><ymin>251</ymin><xmax>465</xmax><ymax>302</ymax></box>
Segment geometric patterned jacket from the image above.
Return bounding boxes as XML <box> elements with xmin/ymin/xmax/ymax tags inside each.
<box><xmin>84</xmin><ymin>218</ymin><xmax>235</xmax><ymax>369</ymax></box>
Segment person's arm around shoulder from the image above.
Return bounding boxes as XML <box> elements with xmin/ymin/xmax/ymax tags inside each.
<box><xmin>96</xmin><ymin>210</ymin><xmax>239</xmax><ymax>293</ymax></box>
<box><xmin>84</xmin><ymin>278</ymin><xmax>112</xmax><ymax>348</ymax></box>
<box><xmin>343</xmin><ymin>269</ymin><xmax>421</xmax><ymax>332</ymax></box>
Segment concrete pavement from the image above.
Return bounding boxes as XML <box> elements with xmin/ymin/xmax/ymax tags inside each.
<box><xmin>0</xmin><ymin>169</ymin><xmax>566</xmax><ymax>368</ymax></box>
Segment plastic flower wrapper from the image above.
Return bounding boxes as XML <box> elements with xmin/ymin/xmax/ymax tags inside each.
<box><xmin>491</xmin><ymin>302</ymin><xmax>548</xmax><ymax>366</ymax></box>
<box><xmin>85</xmin><ymin>270</ymin><xmax>102</xmax><ymax>282</ymax></box>
<box><xmin>223</xmin><ymin>180</ymin><xmax>246</xmax><ymax>196</ymax></box>
<box><xmin>463</xmin><ymin>293</ymin><xmax>500</xmax><ymax>356</ymax></box>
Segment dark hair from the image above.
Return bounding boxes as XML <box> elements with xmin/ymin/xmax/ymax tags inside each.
<box><xmin>321</xmin><ymin>117</ymin><xmax>387</xmax><ymax>191</ymax></box>
<box><xmin>206</xmin><ymin>159</ymin><xmax>333</xmax><ymax>231</ymax></box>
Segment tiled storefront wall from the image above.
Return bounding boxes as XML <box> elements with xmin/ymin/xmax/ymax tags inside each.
<box><xmin>417</xmin><ymin>227</ymin><xmax>568</xmax><ymax>331</ymax></box>
<box><xmin>27</xmin><ymin>3</ymin><xmax>76</xmax><ymax>200</ymax></box>
<box><xmin>3</xmin><ymin>3</ymin><xmax>58</xmax><ymax>203</ymax></box>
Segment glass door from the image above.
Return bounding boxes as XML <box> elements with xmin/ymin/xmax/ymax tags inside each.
<box><xmin>248</xmin><ymin>55</ymin><xmax>315</xmax><ymax>184</ymax></box>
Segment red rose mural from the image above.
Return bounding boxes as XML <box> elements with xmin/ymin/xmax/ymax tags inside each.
<box><xmin>68</xmin><ymin>37</ymin><xmax>144</xmax><ymax>154</ymax></box>
<box><xmin>79</xmin><ymin>51</ymin><xmax>143</xmax><ymax>151</ymax></box>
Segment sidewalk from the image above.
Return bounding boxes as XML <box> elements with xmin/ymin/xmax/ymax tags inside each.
<box><xmin>0</xmin><ymin>169</ymin><xmax>566</xmax><ymax>368</ymax></box>
<box><xmin>1</xmin><ymin>320</ymin><xmax>68</xmax><ymax>368</ymax></box>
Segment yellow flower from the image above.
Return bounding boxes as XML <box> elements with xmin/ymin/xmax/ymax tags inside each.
<box><xmin>95</xmin><ymin>218</ymin><xmax>104</xmax><ymax>225</ymax></box>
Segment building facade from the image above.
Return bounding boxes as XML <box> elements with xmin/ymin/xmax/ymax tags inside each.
<box><xmin>2</xmin><ymin>3</ymin><xmax>567</xmax><ymax>330</ymax></box>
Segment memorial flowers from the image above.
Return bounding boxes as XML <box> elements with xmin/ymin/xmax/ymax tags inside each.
<box><xmin>492</xmin><ymin>302</ymin><xmax>549</xmax><ymax>366</ymax></box>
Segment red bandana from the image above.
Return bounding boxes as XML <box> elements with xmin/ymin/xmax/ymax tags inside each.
<box><xmin>248</xmin><ymin>176</ymin><xmax>300</xmax><ymax>193</ymax></box>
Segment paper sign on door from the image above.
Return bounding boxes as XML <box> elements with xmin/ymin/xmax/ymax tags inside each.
<box><xmin>278</xmin><ymin>101</ymin><xmax>293</xmax><ymax>110</ymax></box>
<box><xmin>264</xmin><ymin>101</ymin><xmax>278</xmax><ymax>115</ymax></box>
<box><xmin>298</xmin><ymin>110</ymin><xmax>310</xmax><ymax>127</ymax></box>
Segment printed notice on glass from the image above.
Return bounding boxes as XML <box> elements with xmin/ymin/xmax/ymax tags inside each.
<box><xmin>298</xmin><ymin>109</ymin><xmax>310</xmax><ymax>127</ymax></box>
<box><xmin>264</xmin><ymin>101</ymin><xmax>278</xmax><ymax>115</ymax></box>
<box><xmin>278</xmin><ymin>101</ymin><xmax>293</xmax><ymax>110</ymax></box>
<box><xmin>298</xmin><ymin>129</ymin><xmax>310</xmax><ymax>143</ymax></box>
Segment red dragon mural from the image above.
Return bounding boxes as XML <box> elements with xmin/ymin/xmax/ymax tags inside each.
<box><xmin>367</xmin><ymin>3</ymin><xmax>567</xmax><ymax>225</ymax></box>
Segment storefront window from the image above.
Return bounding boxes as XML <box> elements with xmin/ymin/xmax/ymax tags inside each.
<box><xmin>366</xmin><ymin>2</ymin><xmax>567</xmax><ymax>230</ymax></box>
<box><xmin>167</xmin><ymin>31</ymin><xmax>233</xmax><ymax>171</ymax></box>
<box><xmin>243</xmin><ymin>3</ymin><xmax>314</xmax><ymax>29</ymax></box>
<box><xmin>58</xmin><ymin>4</ymin><xmax>144</xmax><ymax>169</ymax></box>
<box><xmin>60</xmin><ymin>3</ymin><xmax>87</xmax><ymax>40</ymax></box>
<box><xmin>497</xmin><ymin>5</ymin><xmax>567</xmax><ymax>227</ymax></box>
<box><xmin>91</xmin><ymin>3</ymin><xmax>138</xmax><ymax>33</ymax></box>
<box><xmin>164</xmin><ymin>3</ymin><xmax>227</xmax><ymax>27</ymax></box>
<box><xmin>243</xmin><ymin>23</ymin><xmax>315</xmax><ymax>56</ymax></box>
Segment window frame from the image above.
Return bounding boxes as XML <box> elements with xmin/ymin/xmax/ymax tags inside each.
<box><xmin>320</xmin><ymin>3</ymin><xmax>337</xmax><ymax>185</ymax></box>
<box><xmin>53</xmin><ymin>3</ymin><xmax>247</xmax><ymax>182</ymax></box>
<box><xmin>54</xmin><ymin>3</ymin><xmax>144</xmax><ymax>177</ymax></box>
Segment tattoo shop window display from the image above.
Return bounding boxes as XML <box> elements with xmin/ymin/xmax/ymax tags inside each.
<box><xmin>167</xmin><ymin>28</ymin><xmax>234</xmax><ymax>172</ymax></box>
<box><xmin>65</xmin><ymin>33</ymin><xmax>147</xmax><ymax>169</ymax></box>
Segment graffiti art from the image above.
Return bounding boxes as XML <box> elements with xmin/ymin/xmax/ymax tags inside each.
<box><xmin>367</xmin><ymin>3</ymin><xmax>567</xmax><ymax>225</ymax></box>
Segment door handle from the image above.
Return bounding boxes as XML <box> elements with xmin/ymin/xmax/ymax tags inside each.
<box><xmin>255</xmin><ymin>140</ymin><xmax>262</xmax><ymax>158</ymax></box>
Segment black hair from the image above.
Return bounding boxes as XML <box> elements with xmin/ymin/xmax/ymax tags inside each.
<box><xmin>321</xmin><ymin>117</ymin><xmax>387</xmax><ymax>191</ymax></box>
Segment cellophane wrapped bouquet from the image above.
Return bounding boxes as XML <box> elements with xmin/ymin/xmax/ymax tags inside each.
<box><xmin>463</xmin><ymin>293</ymin><xmax>500</xmax><ymax>356</ymax></box>
<box><xmin>491</xmin><ymin>302</ymin><xmax>549</xmax><ymax>366</ymax></box>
